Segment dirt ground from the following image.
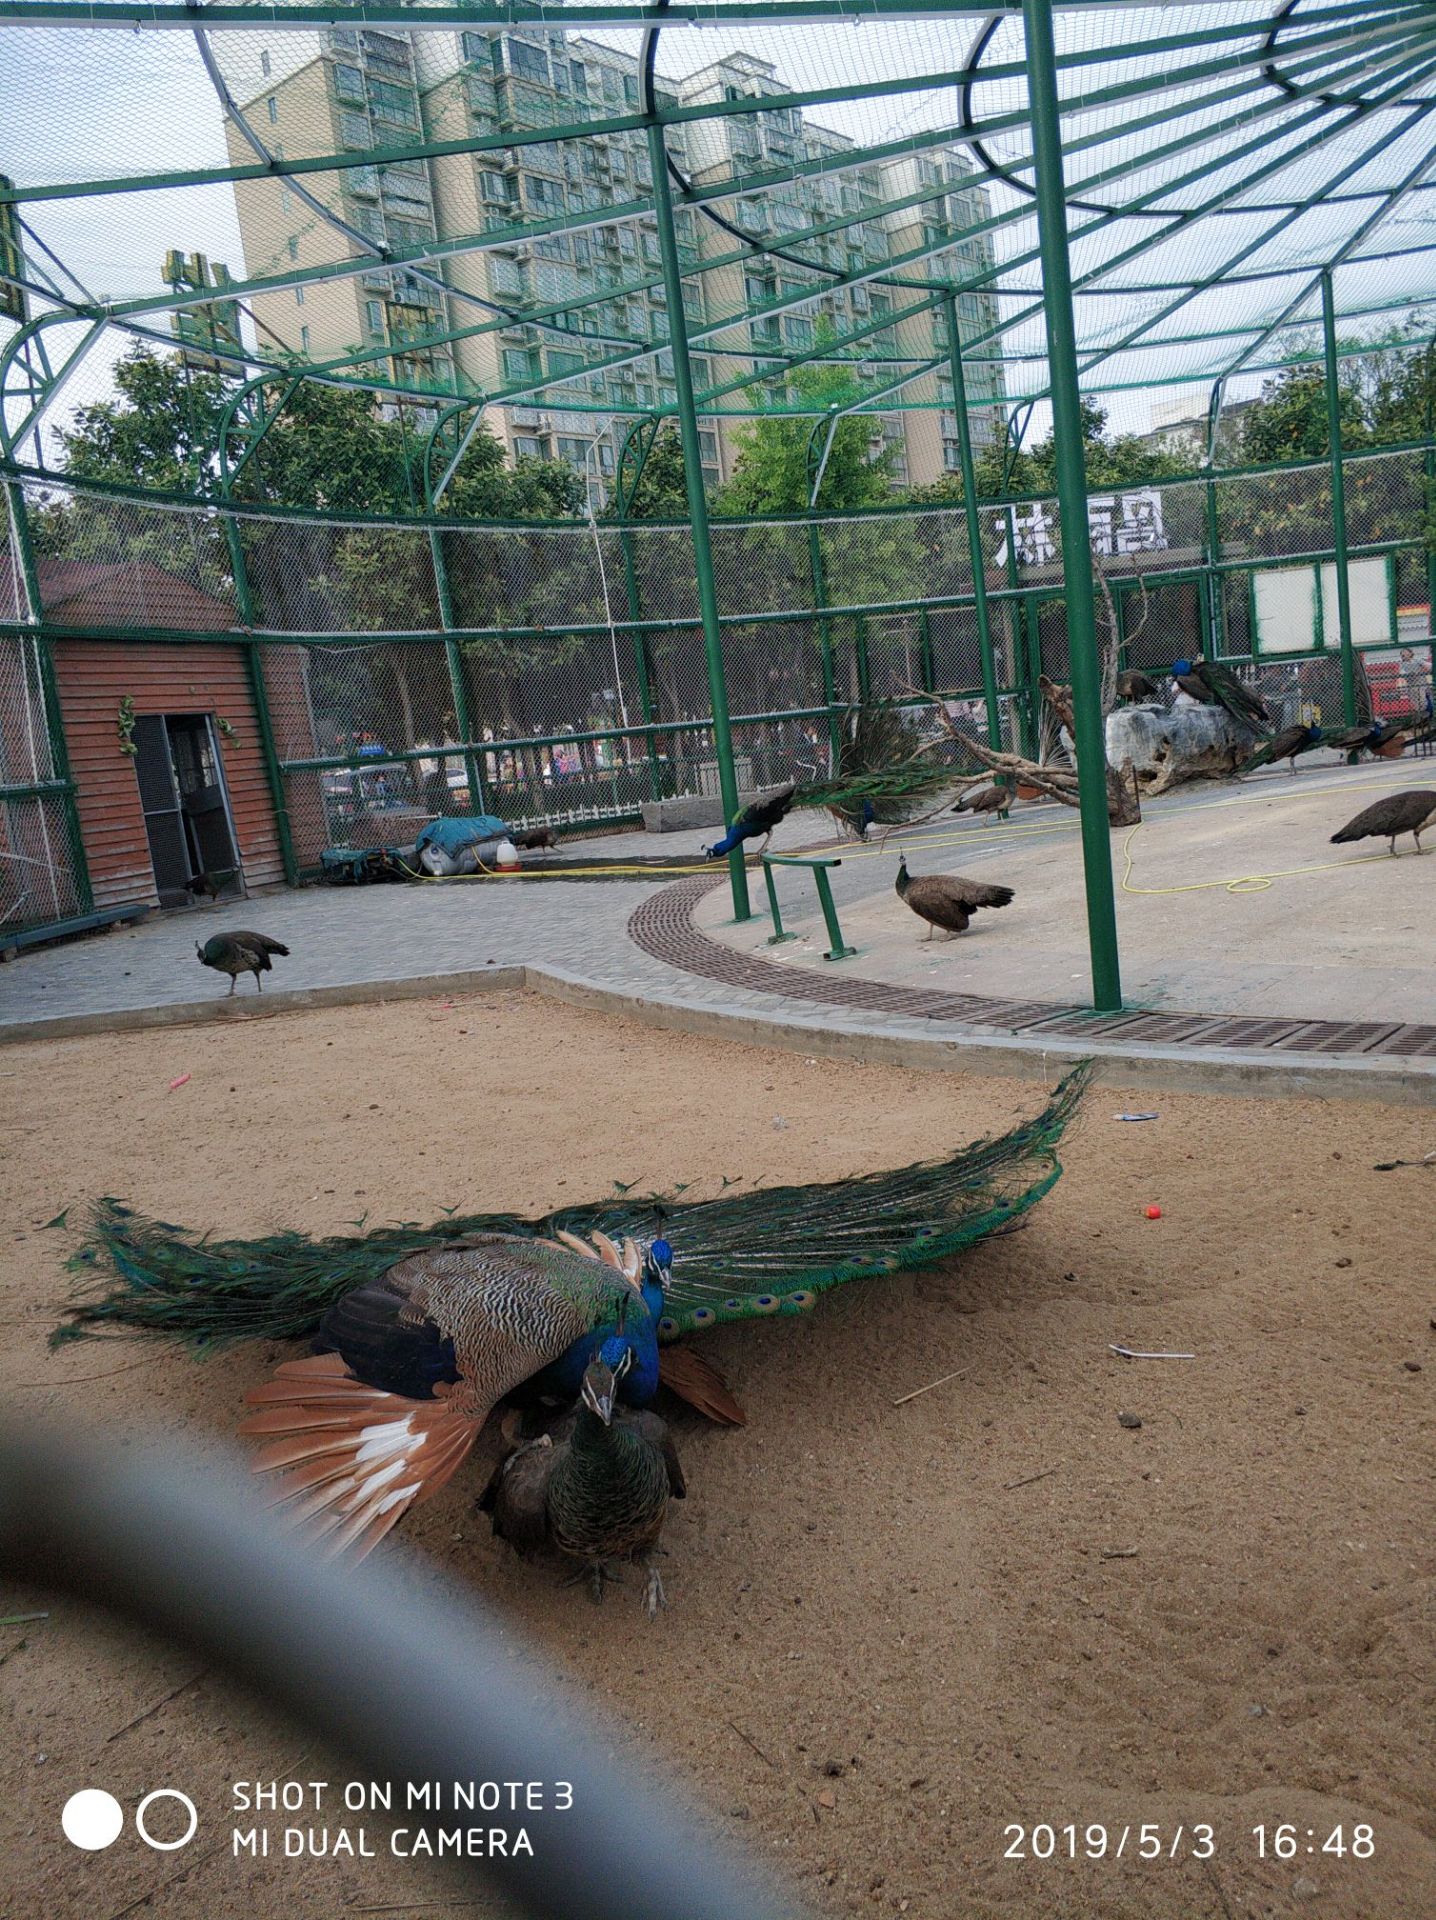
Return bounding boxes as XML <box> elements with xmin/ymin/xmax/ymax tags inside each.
<box><xmin>1</xmin><ymin>990</ymin><xmax>1433</xmax><ymax>1920</ymax></box>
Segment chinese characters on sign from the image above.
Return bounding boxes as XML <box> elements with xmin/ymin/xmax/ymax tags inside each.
<box><xmin>993</xmin><ymin>489</ymin><xmax>1168</xmax><ymax>567</ymax></box>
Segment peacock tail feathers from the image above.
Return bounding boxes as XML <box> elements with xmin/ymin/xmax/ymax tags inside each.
<box><xmin>55</xmin><ymin>1066</ymin><xmax>1089</xmax><ymax>1350</ymax></box>
<box><xmin>795</xmin><ymin>702</ymin><xmax>956</xmax><ymax>835</ymax></box>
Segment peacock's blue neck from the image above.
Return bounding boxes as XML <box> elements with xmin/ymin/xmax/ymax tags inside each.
<box><xmin>530</xmin><ymin>1280</ymin><xmax>662</xmax><ymax>1407</ymax></box>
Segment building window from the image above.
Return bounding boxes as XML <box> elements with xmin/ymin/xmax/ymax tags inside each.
<box><xmin>512</xmin><ymin>435</ymin><xmax>543</xmax><ymax>460</ymax></box>
<box><xmin>300</xmin><ymin>325</ymin><xmax>310</xmax><ymax>352</ymax></box>
<box><xmin>260</xmin><ymin>49</ymin><xmax>271</xmax><ymax>76</ymax></box>
<box><xmin>333</xmin><ymin>63</ymin><xmax>364</xmax><ymax>103</ymax></box>
<box><xmin>505</xmin><ymin>38</ymin><xmax>548</xmax><ymax>83</ymax></box>
<box><xmin>295</xmin><ymin>285</ymin><xmax>305</xmax><ymax>306</ymax></box>
<box><xmin>570</xmin><ymin>61</ymin><xmax>587</xmax><ymax>95</ymax></box>
<box><xmin>287</xmin><ymin>235</ymin><xmax>298</xmax><ymax>262</ymax></box>
<box><xmin>266</xmin><ymin>96</ymin><xmax>278</xmax><ymax>124</ymax></box>
<box><xmin>339</xmin><ymin>111</ymin><xmax>369</xmax><ymax>148</ymax></box>
<box><xmin>366</xmin><ymin>299</ymin><xmax>384</xmax><ymax>334</ymax></box>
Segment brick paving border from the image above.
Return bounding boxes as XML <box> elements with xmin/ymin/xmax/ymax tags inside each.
<box><xmin>630</xmin><ymin>875</ymin><xmax>1436</xmax><ymax>1061</ymax></box>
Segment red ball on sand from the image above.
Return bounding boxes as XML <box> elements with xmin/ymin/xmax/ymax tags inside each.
<box><xmin>1144</xmin><ymin>1204</ymin><xmax>1162</xmax><ymax>1220</ymax></box>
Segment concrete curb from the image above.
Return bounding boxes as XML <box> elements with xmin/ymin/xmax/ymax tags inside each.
<box><xmin>7</xmin><ymin>955</ymin><xmax>1435</xmax><ymax>1102</ymax></box>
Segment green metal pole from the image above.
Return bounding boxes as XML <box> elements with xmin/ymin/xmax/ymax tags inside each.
<box><xmin>224</xmin><ymin>515</ymin><xmax>299</xmax><ymax>885</ymax></box>
<box><xmin>1321</xmin><ymin>270</ymin><xmax>1360</xmax><ymax>727</ymax></box>
<box><xmin>918</xmin><ymin>606</ymin><xmax>935</xmax><ymax>693</ymax></box>
<box><xmin>428</xmin><ymin>528</ymin><xmax>487</xmax><ymax>811</ymax></box>
<box><xmin>618</xmin><ymin>522</ymin><xmax>663</xmax><ymax>801</ymax></box>
<box><xmin>807</xmin><ymin>521</ymin><xmax>843</xmax><ymax>760</ymax></box>
<box><xmin>1204</xmin><ymin>474</ymin><xmax>1227</xmax><ymax>658</ymax></box>
<box><xmin>647</xmin><ymin>120</ymin><xmax>748</xmax><ymax>920</ymax></box>
<box><xmin>5</xmin><ymin>474</ymin><xmax>93</xmax><ymax>917</ymax></box>
<box><xmin>942</xmin><ymin>292</ymin><xmax>1002</xmax><ymax>751</ymax></box>
<box><xmin>1022</xmin><ymin>0</ymin><xmax>1122</xmax><ymax>1011</ymax></box>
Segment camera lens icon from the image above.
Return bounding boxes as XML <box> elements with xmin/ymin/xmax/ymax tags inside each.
<box><xmin>61</xmin><ymin>1787</ymin><xmax>198</xmax><ymax>1852</ymax></box>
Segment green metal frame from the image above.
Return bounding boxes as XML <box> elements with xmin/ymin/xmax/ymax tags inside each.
<box><xmin>761</xmin><ymin>853</ymin><xmax>855</xmax><ymax>962</ymax></box>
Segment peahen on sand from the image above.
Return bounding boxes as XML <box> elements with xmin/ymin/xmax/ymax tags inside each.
<box><xmin>1171</xmin><ymin>657</ymin><xmax>1272</xmax><ymax>735</ymax></box>
<box><xmin>55</xmin><ymin>1072</ymin><xmax>1089</xmax><ymax>1553</ymax></box>
<box><xmin>951</xmin><ymin>782</ymin><xmax>1011</xmax><ymax>822</ymax></box>
<box><xmin>895</xmin><ymin>855</ymin><xmax>1014</xmax><ymax>939</ymax></box>
<box><xmin>197</xmin><ymin>931</ymin><xmax>289</xmax><ymax>995</ymax></box>
<box><xmin>702</xmin><ymin>703</ymin><xmax>954</xmax><ymax>857</ymax></box>
<box><xmin>1330</xmin><ymin>788</ymin><xmax>1436</xmax><ymax>856</ymax></box>
<box><xmin>482</xmin><ymin>1341</ymin><xmax>684</xmax><ymax>1616</ymax></box>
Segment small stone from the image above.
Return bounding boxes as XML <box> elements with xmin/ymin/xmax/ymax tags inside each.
<box><xmin>1403</xmin><ymin>1360</ymin><xmax>1422</xmax><ymax>1373</ymax></box>
<box><xmin>1293</xmin><ymin>1876</ymin><xmax>1319</xmax><ymax>1901</ymax></box>
<box><xmin>815</xmin><ymin>1789</ymin><xmax>835</xmax><ymax>1810</ymax></box>
<box><xmin>822</xmin><ymin>1760</ymin><xmax>844</xmax><ymax>1777</ymax></box>
<box><xmin>1248</xmin><ymin>1703</ymin><xmax>1266</xmax><ymax>1717</ymax></box>
<box><xmin>729</xmin><ymin>1806</ymin><xmax>750</xmax><ymax>1820</ymax></box>
<box><xmin>1294</xmin><ymin>1406</ymin><xmax>1306</xmax><ymax>1416</ymax></box>
<box><xmin>1117</xmin><ymin>1411</ymin><xmax>1143</xmax><ymax>1430</ymax></box>
<box><xmin>1335</xmin><ymin>1256</ymin><xmax>1352</xmax><ymax>1269</ymax></box>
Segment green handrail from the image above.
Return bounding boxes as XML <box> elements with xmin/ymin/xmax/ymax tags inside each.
<box><xmin>761</xmin><ymin>853</ymin><xmax>855</xmax><ymax>962</ymax></box>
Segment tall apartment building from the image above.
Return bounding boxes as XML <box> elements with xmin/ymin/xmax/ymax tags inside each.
<box><xmin>221</xmin><ymin>25</ymin><xmax>1005</xmax><ymax>497</ymax></box>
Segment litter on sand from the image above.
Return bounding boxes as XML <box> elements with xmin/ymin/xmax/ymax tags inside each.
<box><xmin>167</xmin><ymin>1074</ymin><xmax>191</xmax><ymax>1093</ymax></box>
<box><xmin>1110</xmin><ymin>1344</ymin><xmax>1195</xmax><ymax>1360</ymax></box>
<box><xmin>1114</xmin><ymin>1112</ymin><xmax>1160</xmax><ymax>1122</ymax></box>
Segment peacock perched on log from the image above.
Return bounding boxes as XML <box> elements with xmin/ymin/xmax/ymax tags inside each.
<box><xmin>54</xmin><ymin>1070</ymin><xmax>1088</xmax><ymax>1562</ymax></box>
<box><xmin>1170</xmin><ymin>657</ymin><xmax>1272</xmax><ymax>735</ymax></box>
<box><xmin>702</xmin><ymin>702</ymin><xmax>954</xmax><ymax>857</ymax></box>
<box><xmin>1238</xmin><ymin>722</ymin><xmax>1323</xmax><ymax>775</ymax></box>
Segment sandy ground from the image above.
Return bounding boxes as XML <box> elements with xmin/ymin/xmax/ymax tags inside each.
<box><xmin>1</xmin><ymin>990</ymin><xmax>1433</xmax><ymax>1920</ymax></box>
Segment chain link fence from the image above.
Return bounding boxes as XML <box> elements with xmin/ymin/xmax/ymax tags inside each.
<box><xmin>8</xmin><ymin>446</ymin><xmax>1434</xmax><ymax>873</ymax></box>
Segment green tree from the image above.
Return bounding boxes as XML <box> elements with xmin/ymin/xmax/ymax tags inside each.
<box><xmin>608</xmin><ymin>420</ymin><xmax>690</xmax><ymax>521</ymax></box>
<box><xmin>715</xmin><ymin>358</ymin><xmax>894</xmax><ymax>516</ymax></box>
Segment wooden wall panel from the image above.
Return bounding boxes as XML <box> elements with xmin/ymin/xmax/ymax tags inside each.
<box><xmin>51</xmin><ymin>642</ymin><xmax>283</xmax><ymax>911</ymax></box>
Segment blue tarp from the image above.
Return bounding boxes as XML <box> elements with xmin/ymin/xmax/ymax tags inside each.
<box><xmin>414</xmin><ymin>814</ymin><xmax>511</xmax><ymax>857</ymax></box>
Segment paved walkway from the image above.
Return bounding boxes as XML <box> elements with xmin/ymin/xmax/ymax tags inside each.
<box><xmin>3</xmin><ymin>762</ymin><xmax>1434</xmax><ymax>1098</ymax></box>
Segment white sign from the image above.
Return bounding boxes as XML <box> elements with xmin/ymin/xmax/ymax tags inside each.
<box><xmin>994</xmin><ymin>488</ymin><xmax>1168</xmax><ymax>567</ymax></box>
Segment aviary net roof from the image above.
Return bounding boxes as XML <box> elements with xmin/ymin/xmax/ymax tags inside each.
<box><xmin>4</xmin><ymin>0</ymin><xmax>1436</xmax><ymax>447</ymax></box>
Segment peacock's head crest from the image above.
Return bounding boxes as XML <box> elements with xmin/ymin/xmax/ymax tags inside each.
<box><xmin>583</xmin><ymin>1342</ymin><xmax>632</xmax><ymax>1424</ymax></box>
<box><xmin>644</xmin><ymin>1237</ymin><xmax>673</xmax><ymax>1294</ymax></box>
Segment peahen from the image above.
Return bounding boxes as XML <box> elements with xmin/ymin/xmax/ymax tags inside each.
<box><xmin>895</xmin><ymin>855</ymin><xmax>1014</xmax><ymax>939</ymax></box>
<box><xmin>1171</xmin><ymin>657</ymin><xmax>1272</xmax><ymax>735</ymax></box>
<box><xmin>197</xmin><ymin>931</ymin><xmax>289</xmax><ymax>995</ymax></box>
<box><xmin>1115</xmin><ymin>669</ymin><xmax>1161</xmax><ymax>704</ymax></box>
<box><xmin>482</xmin><ymin>1341</ymin><xmax>685</xmax><ymax>1616</ymax></box>
<box><xmin>1324</xmin><ymin>720</ymin><xmax>1410</xmax><ymax>760</ymax></box>
<box><xmin>1330</xmin><ymin>788</ymin><xmax>1436</xmax><ymax>856</ymax></box>
<box><xmin>55</xmin><ymin>1072</ymin><xmax>1090</xmax><ymax>1549</ymax></box>
<box><xmin>1238</xmin><ymin>722</ymin><xmax>1323</xmax><ymax>775</ymax></box>
<box><xmin>951</xmin><ymin>782</ymin><xmax>1011</xmax><ymax>822</ymax></box>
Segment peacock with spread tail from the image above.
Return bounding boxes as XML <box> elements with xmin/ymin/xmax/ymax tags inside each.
<box><xmin>53</xmin><ymin>1068</ymin><xmax>1088</xmax><ymax>1557</ymax></box>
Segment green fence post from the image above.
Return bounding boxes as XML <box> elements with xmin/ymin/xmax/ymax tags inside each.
<box><xmin>1023</xmin><ymin>0</ymin><xmax>1123</xmax><ymax>1012</ymax></box>
<box><xmin>942</xmin><ymin>291</ymin><xmax>1003</xmax><ymax>752</ymax></box>
<box><xmin>647</xmin><ymin>120</ymin><xmax>748</xmax><ymax>921</ymax></box>
<box><xmin>5</xmin><ymin>473</ymin><xmax>92</xmax><ymax>917</ymax></box>
<box><xmin>807</xmin><ymin>520</ymin><xmax>843</xmax><ymax>760</ymax></box>
<box><xmin>618</xmin><ymin>524</ymin><xmax>663</xmax><ymax>801</ymax></box>
<box><xmin>1204</xmin><ymin>474</ymin><xmax>1228</xmax><ymax>659</ymax></box>
<box><xmin>224</xmin><ymin>513</ymin><xmax>299</xmax><ymax>885</ymax></box>
<box><xmin>760</xmin><ymin>860</ymin><xmax>796</xmax><ymax>945</ymax></box>
<box><xmin>918</xmin><ymin>606</ymin><xmax>935</xmax><ymax>694</ymax></box>
<box><xmin>1321</xmin><ymin>270</ymin><xmax>1359</xmax><ymax>728</ymax></box>
<box><xmin>813</xmin><ymin>864</ymin><xmax>856</xmax><ymax>962</ymax></box>
<box><xmin>428</xmin><ymin>527</ymin><xmax>486</xmax><ymax>813</ymax></box>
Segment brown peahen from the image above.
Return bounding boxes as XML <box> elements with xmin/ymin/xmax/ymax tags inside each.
<box><xmin>951</xmin><ymin>782</ymin><xmax>1011</xmax><ymax>822</ymax></box>
<box><xmin>482</xmin><ymin>1345</ymin><xmax>685</xmax><ymax>1615</ymax></box>
<box><xmin>1330</xmin><ymin>788</ymin><xmax>1436</xmax><ymax>856</ymax></box>
<box><xmin>197</xmin><ymin>930</ymin><xmax>289</xmax><ymax>995</ymax></box>
<box><xmin>1239</xmin><ymin>722</ymin><xmax>1323</xmax><ymax>775</ymax></box>
<box><xmin>1115</xmin><ymin>670</ymin><xmax>1161</xmax><ymax>704</ymax></box>
<box><xmin>895</xmin><ymin>855</ymin><xmax>1014</xmax><ymax>939</ymax></box>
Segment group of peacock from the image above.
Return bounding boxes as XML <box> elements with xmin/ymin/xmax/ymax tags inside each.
<box><xmin>54</xmin><ymin>1067</ymin><xmax>1089</xmax><ymax>1614</ymax></box>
